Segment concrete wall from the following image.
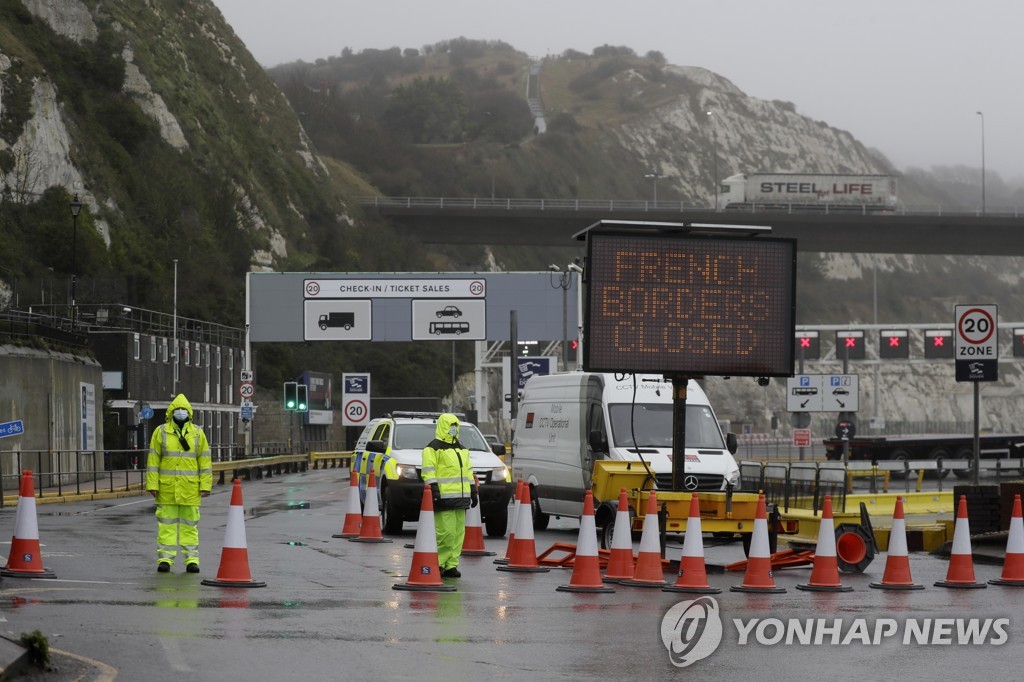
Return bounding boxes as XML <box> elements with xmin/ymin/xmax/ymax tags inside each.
<box><xmin>0</xmin><ymin>345</ymin><xmax>103</xmax><ymax>488</ymax></box>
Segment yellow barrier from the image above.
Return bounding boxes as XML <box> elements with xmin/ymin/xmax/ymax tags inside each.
<box><xmin>846</xmin><ymin>467</ymin><xmax>890</xmax><ymax>493</ymax></box>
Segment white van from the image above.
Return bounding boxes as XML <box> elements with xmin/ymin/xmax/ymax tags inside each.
<box><xmin>511</xmin><ymin>372</ymin><xmax>739</xmax><ymax>527</ymax></box>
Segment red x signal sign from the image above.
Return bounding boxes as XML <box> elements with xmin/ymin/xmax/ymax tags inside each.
<box><xmin>879</xmin><ymin>330</ymin><xmax>909</xmax><ymax>359</ymax></box>
<box><xmin>835</xmin><ymin>331</ymin><xmax>865</xmax><ymax>360</ymax></box>
<box><xmin>924</xmin><ymin>330</ymin><xmax>954</xmax><ymax>359</ymax></box>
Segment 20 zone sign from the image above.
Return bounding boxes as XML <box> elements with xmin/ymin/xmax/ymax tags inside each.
<box><xmin>955</xmin><ymin>305</ymin><xmax>997</xmax><ymax>358</ymax></box>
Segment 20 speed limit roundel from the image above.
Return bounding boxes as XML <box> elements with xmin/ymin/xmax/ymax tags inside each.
<box><xmin>957</xmin><ymin>307</ymin><xmax>995</xmax><ymax>345</ymax></box>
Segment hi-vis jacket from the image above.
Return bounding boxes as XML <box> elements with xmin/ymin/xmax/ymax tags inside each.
<box><xmin>421</xmin><ymin>413</ymin><xmax>474</xmax><ymax>510</ymax></box>
<box><xmin>146</xmin><ymin>394</ymin><xmax>212</xmax><ymax>506</ymax></box>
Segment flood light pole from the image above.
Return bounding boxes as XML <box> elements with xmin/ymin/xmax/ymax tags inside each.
<box><xmin>69</xmin><ymin>194</ymin><xmax>83</xmax><ymax>329</ymax></box>
<box><xmin>976</xmin><ymin>110</ymin><xmax>986</xmax><ymax>215</ymax></box>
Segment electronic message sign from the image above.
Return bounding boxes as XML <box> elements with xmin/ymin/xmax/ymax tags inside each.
<box><xmin>583</xmin><ymin>233</ymin><xmax>796</xmax><ymax>376</ymax></box>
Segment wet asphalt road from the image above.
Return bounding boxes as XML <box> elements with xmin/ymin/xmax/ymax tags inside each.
<box><xmin>1</xmin><ymin>468</ymin><xmax>1022</xmax><ymax>680</ymax></box>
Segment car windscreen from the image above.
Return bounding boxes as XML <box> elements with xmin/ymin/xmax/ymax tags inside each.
<box><xmin>393</xmin><ymin>423</ymin><xmax>490</xmax><ymax>452</ymax></box>
<box><xmin>608</xmin><ymin>404</ymin><xmax>725</xmax><ymax>450</ymax></box>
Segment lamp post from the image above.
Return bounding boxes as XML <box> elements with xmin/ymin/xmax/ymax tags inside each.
<box><xmin>707</xmin><ymin>111</ymin><xmax>719</xmax><ymax>209</ymax></box>
<box><xmin>643</xmin><ymin>172</ymin><xmax>661</xmax><ymax>204</ymax></box>
<box><xmin>69</xmin><ymin>194</ymin><xmax>83</xmax><ymax>329</ymax></box>
<box><xmin>976</xmin><ymin>110</ymin><xmax>986</xmax><ymax>215</ymax></box>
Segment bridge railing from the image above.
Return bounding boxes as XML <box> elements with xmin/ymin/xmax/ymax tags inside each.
<box><xmin>358</xmin><ymin>196</ymin><xmax>1024</xmax><ymax>217</ymax></box>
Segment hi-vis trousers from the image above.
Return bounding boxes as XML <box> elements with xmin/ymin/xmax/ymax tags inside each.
<box><xmin>156</xmin><ymin>504</ymin><xmax>200</xmax><ymax>566</ymax></box>
<box><xmin>435</xmin><ymin>508</ymin><xmax>466</xmax><ymax>570</ymax></box>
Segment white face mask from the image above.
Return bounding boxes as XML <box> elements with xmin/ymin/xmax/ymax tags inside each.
<box><xmin>448</xmin><ymin>425</ymin><xmax>458</xmax><ymax>437</ymax></box>
<box><xmin>173</xmin><ymin>409</ymin><xmax>189</xmax><ymax>423</ymax></box>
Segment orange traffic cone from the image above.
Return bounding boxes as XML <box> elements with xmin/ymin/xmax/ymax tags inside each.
<box><xmin>796</xmin><ymin>494</ymin><xmax>853</xmax><ymax>592</ymax></box>
<box><xmin>870</xmin><ymin>496</ymin><xmax>924</xmax><ymax>590</ymax></box>
<box><xmin>202</xmin><ymin>479</ymin><xmax>267</xmax><ymax>588</ymax></box>
<box><xmin>462</xmin><ymin>480</ymin><xmax>496</xmax><ymax>557</ymax></box>
<box><xmin>494</xmin><ymin>480</ymin><xmax>523</xmax><ymax>565</ymax></box>
<box><xmin>394</xmin><ymin>486</ymin><xmax>457</xmax><ymax>592</ymax></box>
<box><xmin>990</xmin><ymin>494</ymin><xmax>1024</xmax><ymax>587</ymax></box>
<box><xmin>731</xmin><ymin>493</ymin><xmax>786</xmax><ymax>594</ymax></box>
<box><xmin>350</xmin><ymin>469</ymin><xmax>393</xmax><ymax>544</ymax></box>
<box><xmin>557</xmin><ymin>491</ymin><xmax>614</xmax><ymax>593</ymax></box>
<box><xmin>664</xmin><ymin>494</ymin><xmax>720</xmax><ymax>594</ymax></box>
<box><xmin>603</xmin><ymin>488</ymin><xmax>635</xmax><ymax>583</ymax></box>
<box><xmin>332</xmin><ymin>470</ymin><xmax>362</xmax><ymax>539</ymax></box>
<box><xmin>496</xmin><ymin>484</ymin><xmax>549</xmax><ymax>573</ymax></box>
<box><xmin>619</xmin><ymin>491</ymin><xmax>667</xmax><ymax>588</ymax></box>
<box><xmin>935</xmin><ymin>495</ymin><xmax>987</xmax><ymax>589</ymax></box>
<box><xmin>2</xmin><ymin>471</ymin><xmax>56</xmax><ymax>578</ymax></box>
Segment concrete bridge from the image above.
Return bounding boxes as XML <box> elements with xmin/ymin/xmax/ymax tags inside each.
<box><xmin>359</xmin><ymin>197</ymin><xmax>1024</xmax><ymax>255</ymax></box>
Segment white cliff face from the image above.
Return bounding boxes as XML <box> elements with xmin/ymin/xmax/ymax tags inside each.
<box><xmin>616</xmin><ymin>66</ymin><xmax>882</xmax><ymax>203</ymax></box>
<box><xmin>121</xmin><ymin>45</ymin><xmax>189</xmax><ymax>150</ymax></box>
<box><xmin>22</xmin><ymin>0</ymin><xmax>98</xmax><ymax>43</ymax></box>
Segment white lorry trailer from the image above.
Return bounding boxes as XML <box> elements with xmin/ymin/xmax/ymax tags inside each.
<box><xmin>718</xmin><ymin>173</ymin><xmax>897</xmax><ymax>212</ymax></box>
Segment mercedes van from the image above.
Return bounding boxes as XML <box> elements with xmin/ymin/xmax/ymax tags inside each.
<box><xmin>511</xmin><ymin>372</ymin><xmax>739</xmax><ymax>527</ymax></box>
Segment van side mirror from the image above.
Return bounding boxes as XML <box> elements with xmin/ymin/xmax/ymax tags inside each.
<box><xmin>588</xmin><ymin>429</ymin><xmax>608</xmax><ymax>454</ymax></box>
<box><xmin>367</xmin><ymin>439</ymin><xmax>386</xmax><ymax>454</ymax></box>
<box><xmin>491</xmin><ymin>443</ymin><xmax>506</xmax><ymax>456</ymax></box>
<box><xmin>726</xmin><ymin>432</ymin><xmax>738</xmax><ymax>455</ymax></box>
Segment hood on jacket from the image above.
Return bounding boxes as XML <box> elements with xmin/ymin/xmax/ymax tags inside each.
<box><xmin>435</xmin><ymin>413</ymin><xmax>460</xmax><ymax>444</ymax></box>
<box><xmin>165</xmin><ymin>394</ymin><xmax>194</xmax><ymax>424</ymax></box>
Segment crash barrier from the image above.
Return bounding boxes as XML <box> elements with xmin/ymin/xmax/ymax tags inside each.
<box><xmin>1</xmin><ymin>450</ymin><xmax>353</xmax><ymax>505</ymax></box>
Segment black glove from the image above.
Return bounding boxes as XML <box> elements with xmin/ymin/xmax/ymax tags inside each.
<box><xmin>471</xmin><ymin>490</ymin><xmax>479</xmax><ymax>508</ymax></box>
<box><xmin>430</xmin><ymin>483</ymin><xmax>441</xmax><ymax>504</ymax></box>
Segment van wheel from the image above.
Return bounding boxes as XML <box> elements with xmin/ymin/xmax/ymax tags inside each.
<box><xmin>600</xmin><ymin>505</ymin><xmax>636</xmax><ymax>549</ymax></box>
<box><xmin>485</xmin><ymin>507</ymin><xmax>508</xmax><ymax>538</ymax></box>
<box><xmin>380</xmin><ymin>485</ymin><xmax>403</xmax><ymax>535</ymax></box>
<box><xmin>531</xmin><ymin>490</ymin><xmax>550</xmax><ymax>530</ymax></box>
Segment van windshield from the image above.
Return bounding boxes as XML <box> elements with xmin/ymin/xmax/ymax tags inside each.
<box><xmin>394</xmin><ymin>423</ymin><xmax>490</xmax><ymax>452</ymax></box>
<box><xmin>608</xmin><ymin>404</ymin><xmax>725</xmax><ymax>450</ymax></box>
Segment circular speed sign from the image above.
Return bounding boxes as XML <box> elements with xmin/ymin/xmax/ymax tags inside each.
<box><xmin>957</xmin><ymin>307</ymin><xmax>995</xmax><ymax>345</ymax></box>
<box><xmin>239</xmin><ymin>382</ymin><xmax>255</xmax><ymax>399</ymax></box>
<box><xmin>954</xmin><ymin>304</ymin><xmax>998</xmax><ymax>359</ymax></box>
<box><xmin>344</xmin><ymin>399</ymin><xmax>368</xmax><ymax>425</ymax></box>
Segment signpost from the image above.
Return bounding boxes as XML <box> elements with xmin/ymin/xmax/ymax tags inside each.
<box><xmin>342</xmin><ymin>373</ymin><xmax>371</xmax><ymax>427</ymax></box>
<box><xmin>954</xmin><ymin>303</ymin><xmax>998</xmax><ymax>483</ymax></box>
<box><xmin>0</xmin><ymin>420</ymin><xmax>25</xmax><ymax>439</ymax></box>
<box><xmin>239</xmin><ymin>382</ymin><xmax>255</xmax><ymax>400</ymax></box>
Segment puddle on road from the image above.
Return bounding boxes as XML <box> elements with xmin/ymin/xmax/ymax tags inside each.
<box><xmin>246</xmin><ymin>501</ymin><xmax>311</xmax><ymax>519</ymax></box>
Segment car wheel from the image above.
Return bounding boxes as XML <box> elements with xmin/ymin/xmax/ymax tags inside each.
<box><xmin>484</xmin><ymin>506</ymin><xmax>508</xmax><ymax>538</ymax></box>
<box><xmin>531</xmin><ymin>488</ymin><xmax>549</xmax><ymax>530</ymax></box>
<box><xmin>380</xmin><ymin>485</ymin><xmax>403</xmax><ymax>535</ymax></box>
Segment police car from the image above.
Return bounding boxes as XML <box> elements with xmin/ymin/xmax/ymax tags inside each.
<box><xmin>353</xmin><ymin>412</ymin><xmax>515</xmax><ymax>537</ymax></box>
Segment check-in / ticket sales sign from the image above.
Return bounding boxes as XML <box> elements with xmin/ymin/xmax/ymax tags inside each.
<box><xmin>304</xmin><ymin>279</ymin><xmax>486</xmax><ymax>299</ymax></box>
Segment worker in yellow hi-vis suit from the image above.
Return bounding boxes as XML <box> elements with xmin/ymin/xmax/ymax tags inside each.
<box><xmin>147</xmin><ymin>394</ymin><xmax>212</xmax><ymax>573</ymax></box>
<box><xmin>421</xmin><ymin>413</ymin><xmax>476</xmax><ymax>578</ymax></box>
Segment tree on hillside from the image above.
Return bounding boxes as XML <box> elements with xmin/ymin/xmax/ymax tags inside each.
<box><xmin>383</xmin><ymin>77</ymin><xmax>468</xmax><ymax>144</ymax></box>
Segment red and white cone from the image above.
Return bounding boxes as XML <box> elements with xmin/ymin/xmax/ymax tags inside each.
<box><xmin>619</xmin><ymin>491</ymin><xmax>667</xmax><ymax>588</ymax></box>
<box><xmin>935</xmin><ymin>495</ymin><xmax>987</xmax><ymax>588</ymax></box>
<box><xmin>394</xmin><ymin>486</ymin><xmax>457</xmax><ymax>592</ymax></box>
<box><xmin>796</xmin><ymin>494</ymin><xmax>853</xmax><ymax>592</ymax></box>
<box><xmin>462</xmin><ymin>480</ymin><xmax>496</xmax><ymax>557</ymax></box>
<box><xmin>2</xmin><ymin>471</ymin><xmax>56</xmax><ymax>578</ymax></box>
<box><xmin>664</xmin><ymin>494</ymin><xmax>720</xmax><ymax>594</ymax></box>
<box><xmin>494</xmin><ymin>480</ymin><xmax>523</xmax><ymax>565</ymax></box>
<box><xmin>350</xmin><ymin>469</ymin><xmax>393</xmax><ymax>544</ymax></box>
<box><xmin>731</xmin><ymin>493</ymin><xmax>786</xmax><ymax>594</ymax></box>
<box><xmin>202</xmin><ymin>479</ymin><xmax>267</xmax><ymax>588</ymax></box>
<box><xmin>332</xmin><ymin>470</ymin><xmax>362</xmax><ymax>539</ymax></box>
<box><xmin>603</xmin><ymin>488</ymin><xmax>635</xmax><ymax>583</ymax></box>
<box><xmin>496</xmin><ymin>484</ymin><xmax>549</xmax><ymax>573</ymax></box>
<box><xmin>870</xmin><ymin>496</ymin><xmax>924</xmax><ymax>590</ymax></box>
<box><xmin>990</xmin><ymin>494</ymin><xmax>1024</xmax><ymax>587</ymax></box>
<box><xmin>558</xmin><ymin>491</ymin><xmax>614</xmax><ymax>593</ymax></box>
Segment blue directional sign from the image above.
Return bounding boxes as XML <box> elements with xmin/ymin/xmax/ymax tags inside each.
<box><xmin>0</xmin><ymin>420</ymin><xmax>25</xmax><ymax>439</ymax></box>
<box><xmin>240</xmin><ymin>404</ymin><xmax>254</xmax><ymax>421</ymax></box>
<box><xmin>141</xmin><ymin>405</ymin><xmax>154</xmax><ymax>420</ymax></box>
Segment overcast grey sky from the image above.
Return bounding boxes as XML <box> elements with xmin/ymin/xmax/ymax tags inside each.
<box><xmin>212</xmin><ymin>0</ymin><xmax>1022</xmax><ymax>181</ymax></box>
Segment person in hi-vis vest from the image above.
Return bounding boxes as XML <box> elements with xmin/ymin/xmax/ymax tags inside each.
<box><xmin>421</xmin><ymin>413</ymin><xmax>477</xmax><ymax>577</ymax></box>
<box><xmin>147</xmin><ymin>394</ymin><xmax>212</xmax><ymax>573</ymax></box>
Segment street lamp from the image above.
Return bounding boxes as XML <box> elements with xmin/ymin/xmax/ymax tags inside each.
<box><xmin>549</xmin><ymin>264</ymin><xmax>572</xmax><ymax>371</ymax></box>
<box><xmin>643</xmin><ymin>172</ymin><xmax>661</xmax><ymax>204</ymax></box>
<box><xmin>69</xmin><ymin>194</ymin><xmax>83</xmax><ymax>329</ymax></box>
<box><xmin>707</xmin><ymin>111</ymin><xmax>719</xmax><ymax>210</ymax></box>
<box><xmin>976</xmin><ymin>111</ymin><xmax>986</xmax><ymax>215</ymax></box>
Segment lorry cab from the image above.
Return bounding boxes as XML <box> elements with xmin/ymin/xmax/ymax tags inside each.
<box><xmin>512</xmin><ymin>372</ymin><xmax>739</xmax><ymax>525</ymax></box>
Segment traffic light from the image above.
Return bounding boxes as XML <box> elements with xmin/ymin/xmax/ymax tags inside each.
<box><xmin>283</xmin><ymin>381</ymin><xmax>298</xmax><ymax>410</ymax></box>
<box><xmin>1014</xmin><ymin>329</ymin><xmax>1024</xmax><ymax>358</ymax></box>
<box><xmin>879</xmin><ymin>329</ymin><xmax>910</xmax><ymax>359</ymax></box>
<box><xmin>296</xmin><ymin>383</ymin><xmax>308</xmax><ymax>412</ymax></box>
<box><xmin>566</xmin><ymin>338</ymin><xmax>579</xmax><ymax>363</ymax></box>
<box><xmin>794</xmin><ymin>331</ymin><xmax>820</xmax><ymax>360</ymax></box>
<box><xmin>835</xmin><ymin>330</ymin><xmax>865</xmax><ymax>360</ymax></box>
<box><xmin>924</xmin><ymin>330</ymin><xmax>954</xmax><ymax>359</ymax></box>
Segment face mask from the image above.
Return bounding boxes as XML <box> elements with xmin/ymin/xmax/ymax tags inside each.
<box><xmin>173</xmin><ymin>409</ymin><xmax>189</xmax><ymax>424</ymax></box>
<box><xmin>448</xmin><ymin>425</ymin><xmax>458</xmax><ymax>437</ymax></box>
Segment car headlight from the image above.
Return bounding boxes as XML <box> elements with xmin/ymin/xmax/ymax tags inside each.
<box><xmin>494</xmin><ymin>465</ymin><xmax>511</xmax><ymax>482</ymax></box>
<box><xmin>396</xmin><ymin>465</ymin><xmax>420</xmax><ymax>480</ymax></box>
<box><xmin>727</xmin><ymin>467</ymin><xmax>740</xmax><ymax>484</ymax></box>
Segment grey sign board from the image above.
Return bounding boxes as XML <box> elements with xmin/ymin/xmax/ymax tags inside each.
<box><xmin>249</xmin><ymin>272</ymin><xmax>578</xmax><ymax>343</ymax></box>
